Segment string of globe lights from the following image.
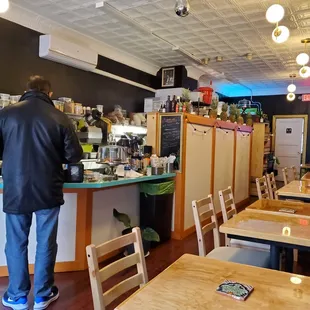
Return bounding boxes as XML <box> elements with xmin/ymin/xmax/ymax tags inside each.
<box><xmin>287</xmin><ymin>74</ymin><xmax>296</xmax><ymax>102</ymax></box>
<box><xmin>266</xmin><ymin>4</ymin><xmax>289</xmax><ymax>44</ymax></box>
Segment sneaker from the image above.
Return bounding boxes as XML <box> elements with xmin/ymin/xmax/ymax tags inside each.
<box><xmin>34</xmin><ymin>287</ymin><xmax>59</xmax><ymax>310</ymax></box>
<box><xmin>1</xmin><ymin>292</ymin><xmax>29</xmax><ymax>310</ymax></box>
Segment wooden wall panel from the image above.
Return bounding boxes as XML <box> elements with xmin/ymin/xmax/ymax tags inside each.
<box><xmin>184</xmin><ymin>124</ymin><xmax>213</xmax><ymax>230</ymax></box>
<box><xmin>213</xmin><ymin>128</ymin><xmax>234</xmax><ymax>212</ymax></box>
<box><xmin>234</xmin><ymin>132</ymin><xmax>251</xmax><ymax>203</ymax></box>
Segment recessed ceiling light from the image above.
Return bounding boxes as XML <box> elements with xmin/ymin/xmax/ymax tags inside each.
<box><xmin>245</xmin><ymin>53</ymin><xmax>253</xmax><ymax>60</ymax></box>
<box><xmin>201</xmin><ymin>58</ymin><xmax>210</xmax><ymax>65</ymax></box>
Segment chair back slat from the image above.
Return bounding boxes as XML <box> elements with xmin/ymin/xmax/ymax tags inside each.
<box><xmin>266</xmin><ymin>172</ymin><xmax>278</xmax><ymax>200</ymax></box>
<box><xmin>96</xmin><ymin>233</ymin><xmax>136</xmax><ymax>258</ymax></box>
<box><xmin>226</xmin><ymin>209</ymin><xmax>236</xmax><ymax>220</ymax></box>
<box><xmin>282</xmin><ymin>167</ymin><xmax>289</xmax><ymax>185</ymax></box>
<box><xmin>86</xmin><ymin>227</ymin><xmax>148</xmax><ymax>310</ymax></box>
<box><xmin>219</xmin><ymin>186</ymin><xmax>237</xmax><ymax>223</ymax></box>
<box><xmin>201</xmin><ymin>221</ymin><xmax>216</xmax><ymax>235</ymax></box>
<box><xmin>192</xmin><ymin>195</ymin><xmax>220</xmax><ymax>256</ymax></box>
<box><xmin>99</xmin><ymin>253</ymin><xmax>140</xmax><ymax>283</ymax></box>
<box><xmin>291</xmin><ymin>165</ymin><xmax>299</xmax><ymax>181</ymax></box>
<box><xmin>256</xmin><ymin>176</ymin><xmax>270</xmax><ymax>200</ymax></box>
<box><xmin>103</xmin><ymin>273</ymin><xmax>143</xmax><ymax>307</ymax></box>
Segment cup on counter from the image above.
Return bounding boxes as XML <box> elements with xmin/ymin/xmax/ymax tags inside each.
<box><xmin>96</xmin><ymin>105</ymin><xmax>103</xmax><ymax>113</ymax></box>
<box><xmin>166</xmin><ymin>163</ymin><xmax>174</xmax><ymax>173</ymax></box>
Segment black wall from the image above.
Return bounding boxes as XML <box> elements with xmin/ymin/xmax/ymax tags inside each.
<box><xmin>0</xmin><ymin>18</ymin><xmax>155</xmax><ymax>113</ymax></box>
<box><xmin>228</xmin><ymin>94</ymin><xmax>310</xmax><ymax>162</ymax></box>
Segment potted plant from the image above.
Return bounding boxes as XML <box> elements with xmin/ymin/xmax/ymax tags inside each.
<box><xmin>113</xmin><ymin>208</ymin><xmax>160</xmax><ymax>257</ymax></box>
<box><xmin>229</xmin><ymin>104</ymin><xmax>237</xmax><ymax>123</ymax></box>
<box><xmin>209</xmin><ymin>99</ymin><xmax>218</xmax><ymax>119</ymax></box>
<box><xmin>236</xmin><ymin>110</ymin><xmax>244</xmax><ymax>125</ymax></box>
<box><xmin>246</xmin><ymin>112</ymin><xmax>253</xmax><ymax>126</ymax></box>
<box><xmin>220</xmin><ymin>103</ymin><xmax>228</xmax><ymax>121</ymax></box>
<box><xmin>182</xmin><ymin>89</ymin><xmax>192</xmax><ymax>113</ymax></box>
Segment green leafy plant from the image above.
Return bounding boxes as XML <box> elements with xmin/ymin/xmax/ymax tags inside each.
<box><xmin>182</xmin><ymin>88</ymin><xmax>191</xmax><ymax>102</ymax></box>
<box><xmin>113</xmin><ymin>208</ymin><xmax>160</xmax><ymax>242</ymax></box>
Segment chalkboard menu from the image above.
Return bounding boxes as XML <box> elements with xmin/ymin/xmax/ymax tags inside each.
<box><xmin>159</xmin><ymin>114</ymin><xmax>182</xmax><ymax>158</ymax></box>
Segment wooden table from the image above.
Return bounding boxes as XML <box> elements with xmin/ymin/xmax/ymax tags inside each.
<box><xmin>116</xmin><ymin>254</ymin><xmax>310</xmax><ymax>310</ymax></box>
<box><xmin>220</xmin><ymin>210</ymin><xmax>310</xmax><ymax>271</ymax></box>
<box><xmin>276</xmin><ymin>180</ymin><xmax>310</xmax><ymax>202</ymax></box>
<box><xmin>246</xmin><ymin>199</ymin><xmax>310</xmax><ymax>219</ymax></box>
<box><xmin>301</xmin><ymin>172</ymin><xmax>310</xmax><ymax>181</ymax></box>
<box><xmin>300</xmin><ymin>164</ymin><xmax>310</xmax><ymax>177</ymax></box>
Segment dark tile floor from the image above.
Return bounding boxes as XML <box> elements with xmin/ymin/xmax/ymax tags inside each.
<box><xmin>1</xmin><ymin>208</ymin><xmax>310</xmax><ymax>310</ymax></box>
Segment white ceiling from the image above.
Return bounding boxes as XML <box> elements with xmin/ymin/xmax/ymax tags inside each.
<box><xmin>8</xmin><ymin>0</ymin><xmax>310</xmax><ymax>96</ymax></box>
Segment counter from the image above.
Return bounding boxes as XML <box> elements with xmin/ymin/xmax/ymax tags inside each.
<box><xmin>0</xmin><ymin>174</ymin><xmax>175</xmax><ymax>277</ymax></box>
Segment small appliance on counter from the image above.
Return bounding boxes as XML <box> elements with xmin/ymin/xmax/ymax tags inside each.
<box><xmin>64</xmin><ymin>163</ymin><xmax>84</xmax><ymax>183</ymax></box>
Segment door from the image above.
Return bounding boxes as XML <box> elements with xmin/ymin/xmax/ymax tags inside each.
<box><xmin>274</xmin><ymin>118</ymin><xmax>304</xmax><ymax>181</ymax></box>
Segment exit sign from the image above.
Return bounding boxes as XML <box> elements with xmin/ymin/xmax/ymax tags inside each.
<box><xmin>302</xmin><ymin>94</ymin><xmax>310</xmax><ymax>101</ymax></box>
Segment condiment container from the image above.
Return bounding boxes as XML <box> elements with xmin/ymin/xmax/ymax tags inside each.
<box><xmin>75</xmin><ymin>103</ymin><xmax>83</xmax><ymax>115</ymax></box>
<box><xmin>152</xmin><ymin>167</ymin><xmax>164</xmax><ymax>175</ymax></box>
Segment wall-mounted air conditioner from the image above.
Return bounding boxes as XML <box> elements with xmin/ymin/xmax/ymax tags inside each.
<box><xmin>39</xmin><ymin>35</ymin><xmax>98</xmax><ymax>72</ymax></box>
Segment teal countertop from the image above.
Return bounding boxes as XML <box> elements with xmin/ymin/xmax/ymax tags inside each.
<box><xmin>0</xmin><ymin>173</ymin><xmax>176</xmax><ymax>190</ymax></box>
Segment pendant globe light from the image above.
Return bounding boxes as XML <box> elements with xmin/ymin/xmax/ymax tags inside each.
<box><xmin>296</xmin><ymin>53</ymin><xmax>309</xmax><ymax>66</ymax></box>
<box><xmin>287</xmin><ymin>93</ymin><xmax>295</xmax><ymax>102</ymax></box>
<box><xmin>287</xmin><ymin>74</ymin><xmax>296</xmax><ymax>93</ymax></box>
<box><xmin>0</xmin><ymin>0</ymin><xmax>9</xmax><ymax>13</ymax></box>
<box><xmin>287</xmin><ymin>84</ymin><xmax>296</xmax><ymax>93</ymax></box>
<box><xmin>266</xmin><ymin>4</ymin><xmax>285</xmax><ymax>23</ymax></box>
<box><xmin>296</xmin><ymin>39</ymin><xmax>310</xmax><ymax>66</ymax></box>
<box><xmin>299</xmin><ymin>66</ymin><xmax>310</xmax><ymax>79</ymax></box>
<box><xmin>272</xmin><ymin>26</ymin><xmax>290</xmax><ymax>44</ymax></box>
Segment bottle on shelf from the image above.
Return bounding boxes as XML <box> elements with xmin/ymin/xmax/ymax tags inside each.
<box><xmin>175</xmin><ymin>97</ymin><xmax>180</xmax><ymax>112</ymax></box>
<box><xmin>162</xmin><ymin>103</ymin><xmax>166</xmax><ymax>113</ymax></box>
<box><xmin>166</xmin><ymin>95</ymin><xmax>171</xmax><ymax>113</ymax></box>
<box><xmin>171</xmin><ymin>95</ymin><xmax>177</xmax><ymax>112</ymax></box>
<box><xmin>178</xmin><ymin>98</ymin><xmax>183</xmax><ymax>113</ymax></box>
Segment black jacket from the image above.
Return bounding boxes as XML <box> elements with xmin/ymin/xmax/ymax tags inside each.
<box><xmin>0</xmin><ymin>91</ymin><xmax>83</xmax><ymax>214</ymax></box>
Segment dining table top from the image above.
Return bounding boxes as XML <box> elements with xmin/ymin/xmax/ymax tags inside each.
<box><xmin>220</xmin><ymin>209</ymin><xmax>310</xmax><ymax>247</ymax></box>
<box><xmin>276</xmin><ymin>180</ymin><xmax>310</xmax><ymax>198</ymax></box>
<box><xmin>115</xmin><ymin>254</ymin><xmax>310</xmax><ymax>310</ymax></box>
<box><xmin>246</xmin><ymin>199</ymin><xmax>310</xmax><ymax>219</ymax></box>
<box><xmin>301</xmin><ymin>172</ymin><xmax>310</xmax><ymax>181</ymax></box>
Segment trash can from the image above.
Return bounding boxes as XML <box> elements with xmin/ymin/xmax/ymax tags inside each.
<box><xmin>140</xmin><ymin>180</ymin><xmax>175</xmax><ymax>244</ymax></box>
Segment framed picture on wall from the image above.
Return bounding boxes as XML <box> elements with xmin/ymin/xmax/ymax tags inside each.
<box><xmin>162</xmin><ymin>67</ymin><xmax>175</xmax><ymax>87</ymax></box>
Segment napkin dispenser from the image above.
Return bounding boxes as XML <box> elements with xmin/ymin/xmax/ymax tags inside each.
<box><xmin>64</xmin><ymin>163</ymin><xmax>84</xmax><ymax>183</ymax></box>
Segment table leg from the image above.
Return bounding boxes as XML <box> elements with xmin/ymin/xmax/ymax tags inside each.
<box><xmin>285</xmin><ymin>248</ymin><xmax>294</xmax><ymax>273</ymax></box>
<box><xmin>270</xmin><ymin>245</ymin><xmax>280</xmax><ymax>270</ymax></box>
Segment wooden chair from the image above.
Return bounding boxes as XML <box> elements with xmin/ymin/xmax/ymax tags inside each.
<box><xmin>256</xmin><ymin>176</ymin><xmax>270</xmax><ymax>199</ymax></box>
<box><xmin>192</xmin><ymin>195</ymin><xmax>270</xmax><ymax>268</ymax></box>
<box><xmin>219</xmin><ymin>187</ymin><xmax>270</xmax><ymax>251</ymax></box>
<box><xmin>291</xmin><ymin>166</ymin><xmax>299</xmax><ymax>180</ymax></box>
<box><xmin>266</xmin><ymin>172</ymin><xmax>278</xmax><ymax>200</ymax></box>
<box><xmin>86</xmin><ymin>227</ymin><xmax>148</xmax><ymax>310</ymax></box>
<box><xmin>283</xmin><ymin>167</ymin><xmax>289</xmax><ymax>185</ymax></box>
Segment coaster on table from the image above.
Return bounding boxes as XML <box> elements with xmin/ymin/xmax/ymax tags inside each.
<box><xmin>216</xmin><ymin>280</ymin><xmax>254</xmax><ymax>301</ymax></box>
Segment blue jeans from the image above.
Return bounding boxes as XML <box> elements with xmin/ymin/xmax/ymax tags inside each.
<box><xmin>5</xmin><ymin>207</ymin><xmax>60</xmax><ymax>300</ymax></box>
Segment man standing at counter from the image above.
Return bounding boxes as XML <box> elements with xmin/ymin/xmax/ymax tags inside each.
<box><xmin>0</xmin><ymin>76</ymin><xmax>83</xmax><ymax>310</ymax></box>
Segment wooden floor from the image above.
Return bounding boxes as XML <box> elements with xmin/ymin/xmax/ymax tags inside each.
<box><xmin>1</xmin><ymin>210</ymin><xmax>310</xmax><ymax>309</ymax></box>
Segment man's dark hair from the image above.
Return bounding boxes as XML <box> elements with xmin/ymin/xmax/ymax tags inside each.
<box><xmin>27</xmin><ymin>75</ymin><xmax>51</xmax><ymax>94</ymax></box>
